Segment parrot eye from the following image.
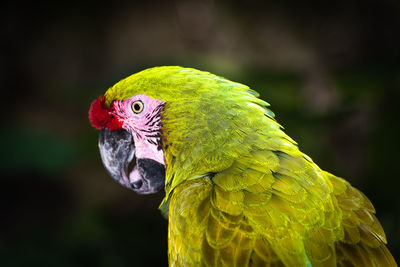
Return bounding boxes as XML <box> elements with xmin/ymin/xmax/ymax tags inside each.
<box><xmin>131</xmin><ymin>100</ymin><xmax>144</xmax><ymax>114</ymax></box>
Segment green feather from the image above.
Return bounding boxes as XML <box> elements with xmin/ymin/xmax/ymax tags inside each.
<box><xmin>102</xmin><ymin>66</ymin><xmax>397</xmax><ymax>267</ymax></box>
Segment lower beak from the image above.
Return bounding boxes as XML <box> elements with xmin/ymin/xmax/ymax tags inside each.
<box><xmin>98</xmin><ymin>128</ymin><xmax>165</xmax><ymax>194</ymax></box>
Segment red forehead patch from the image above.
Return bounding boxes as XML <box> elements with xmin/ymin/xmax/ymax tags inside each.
<box><xmin>88</xmin><ymin>96</ymin><xmax>123</xmax><ymax>131</ymax></box>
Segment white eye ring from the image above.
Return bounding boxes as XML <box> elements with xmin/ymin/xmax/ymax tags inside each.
<box><xmin>131</xmin><ymin>100</ymin><xmax>144</xmax><ymax>114</ymax></box>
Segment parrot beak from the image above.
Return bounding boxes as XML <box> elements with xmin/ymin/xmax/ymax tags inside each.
<box><xmin>98</xmin><ymin>128</ymin><xmax>165</xmax><ymax>194</ymax></box>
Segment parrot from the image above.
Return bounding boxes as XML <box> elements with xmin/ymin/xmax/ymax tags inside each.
<box><xmin>88</xmin><ymin>66</ymin><xmax>397</xmax><ymax>266</ymax></box>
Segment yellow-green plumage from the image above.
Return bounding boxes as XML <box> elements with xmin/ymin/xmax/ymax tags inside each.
<box><xmin>104</xmin><ymin>66</ymin><xmax>396</xmax><ymax>266</ymax></box>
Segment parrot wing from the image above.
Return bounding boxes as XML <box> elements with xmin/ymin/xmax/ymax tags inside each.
<box><xmin>168</xmin><ymin>132</ymin><xmax>396</xmax><ymax>266</ymax></box>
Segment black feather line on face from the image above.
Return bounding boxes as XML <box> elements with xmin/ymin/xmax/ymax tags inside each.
<box><xmin>145</xmin><ymin>111</ymin><xmax>159</xmax><ymax>124</ymax></box>
<box><xmin>148</xmin><ymin>118</ymin><xmax>161</xmax><ymax>127</ymax></box>
<box><xmin>147</xmin><ymin>139</ymin><xmax>157</xmax><ymax>145</ymax></box>
<box><xmin>145</xmin><ymin>104</ymin><xmax>164</xmax><ymax>126</ymax></box>
<box><xmin>141</xmin><ymin>129</ymin><xmax>158</xmax><ymax>133</ymax></box>
<box><xmin>145</xmin><ymin>115</ymin><xmax>157</xmax><ymax>126</ymax></box>
<box><xmin>145</xmin><ymin>134</ymin><xmax>161</xmax><ymax>138</ymax></box>
<box><xmin>142</xmin><ymin>103</ymin><xmax>165</xmax><ymax>148</ymax></box>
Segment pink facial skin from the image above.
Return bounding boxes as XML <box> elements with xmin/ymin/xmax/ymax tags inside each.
<box><xmin>109</xmin><ymin>94</ymin><xmax>165</xmax><ymax>185</ymax></box>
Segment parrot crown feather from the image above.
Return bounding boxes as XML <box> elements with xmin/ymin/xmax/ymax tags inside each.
<box><xmin>89</xmin><ymin>96</ymin><xmax>123</xmax><ymax>131</ymax></box>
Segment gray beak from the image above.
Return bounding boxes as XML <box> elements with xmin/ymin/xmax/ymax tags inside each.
<box><xmin>99</xmin><ymin>128</ymin><xmax>135</xmax><ymax>189</ymax></box>
<box><xmin>98</xmin><ymin>128</ymin><xmax>165</xmax><ymax>194</ymax></box>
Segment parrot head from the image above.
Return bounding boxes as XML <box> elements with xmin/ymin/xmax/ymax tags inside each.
<box><xmin>89</xmin><ymin>66</ymin><xmax>272</xmax><ymax>197</ymax></box>
<box><xmin>89</xmin><ymin>93</ymin><xmax>166</xmax><ymax>194</ymax></box>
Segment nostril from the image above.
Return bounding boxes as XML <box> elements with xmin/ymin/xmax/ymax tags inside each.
<box><xmin>131</xmin><ymin>180</ymin><xmax>143</xmax><ymax>189</ymax></box>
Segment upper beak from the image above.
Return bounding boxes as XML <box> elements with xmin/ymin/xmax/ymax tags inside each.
<box><xmin>98</xmin><ymin>128</ymin><xmax>165</xmax><ymax>194</ymax></box>
<box><xmin>98</xmin><ymin>128</ymin><xmax>135</xmax><ymax>189</ymax></box>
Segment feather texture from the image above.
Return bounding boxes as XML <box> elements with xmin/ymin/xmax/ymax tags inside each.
<box><xmin>103</xmin><ymin>66</ymin><xmax>396</xmax><ymax>266</ymax></box>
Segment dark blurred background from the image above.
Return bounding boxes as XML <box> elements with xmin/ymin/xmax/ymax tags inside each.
<box><xmin>1</xmin><ymin>0</ymin><xmax>399</xmax><ymax>266</ymax></box>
